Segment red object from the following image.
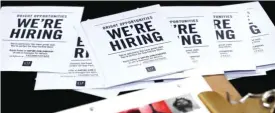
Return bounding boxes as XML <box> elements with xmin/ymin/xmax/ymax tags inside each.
<box><xmin>139</xmin><ymin>101</ymin><xmax>172</xmax><ymax>113</ymax></box>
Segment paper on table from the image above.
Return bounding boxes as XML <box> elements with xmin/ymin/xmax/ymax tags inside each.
<box><xmin>75</xmin><ymin>78</ymin><xmax>183</xmax><ymax>98</ymax></box>
<box><xmin>81</xmin><ymin>4</ymin><xmax>194</xmax><ymax>88</ymax></box>
<box><xmin>57</xmin><ymin>76</ymin><xmax>211</xmax><ymax>113</ymax></box>
<box><xmin>257</xmin><ymin>64</ymin><xmax>275</xmax><ymax>72</ymax></box>
<box><xmin>146</xmin><ymin>6</ymin><xmax>224</xmax><ymax>81</ymax></box>
<box><xmin>225</xmin><ymin>2</ymin><xmax>275</xmax><ymax>67</ymax></box>
<box><xmin>212</xmin><ymin>6</ymin><xmax>256</xmax><ymax>71</ymax></box>
<box><xmin>221</xmin><ymin>1</ymin><xmax>275</xmax><ymax>79</ymax></box>
<box><xmin>225</xmin><ymin>64</ymin><xmax>275</xmax><ymax>80</ymax></box>
<box><xmin>0</xmin><ymin>6</ymin><xmax>83</xmax><ymax>72</ymax></box>
<box><xmin>35</xmin><ymin>24</ymin><xmax>105</xmax><ymax>90</ymax></box>
<box><xmin>225</xmin><ymin>70</ymin><xmax>266</xmax><ymax>80</ymax></box>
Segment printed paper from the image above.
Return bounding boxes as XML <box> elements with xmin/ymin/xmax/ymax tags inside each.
<box><xmin>225</xmin><ymin>2</ymin><xmax>275</xmax><ymax>67</ymax></box>
<box><xmin>147</xmin><ymin>7</ymin><xmax>224</xmax><ymax>80</ymax></box>
<box><xmin>81</xmin><ymin>5</ymin><xmax>194</xmax><ymax>88</ymax></box>
<box><xmin>212</xmin><ymin>6</ymin><xmax>256</xmax><ymax>71</ymax></box>
<box><xmin>35</xmin><ymin>25</ymin><xmax>105</xmax><ymax>90</ymax></box>
<box><xmin>0</xmin><ymin>6</ymin><xmax>83</xmax><ymax>72</ymax></box>
<box><xmin>257</xmin><ymin>64</ymin><xmax>275</xmax><ymax>72</ymax></box>
<box><xmin>57</xmin><ymin>76</ymin><xmax>211</xmax><ymax>113</ymax></box>
<box><xmin>223</xmin><ymin>2</ymin><xmax>275</xmax><ymax>78</ymax></box>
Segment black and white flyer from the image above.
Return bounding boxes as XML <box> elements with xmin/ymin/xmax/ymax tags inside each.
<box><xmin>212</xmin><ymin>6</ymin><xmax>256</xmax><ymax>71</ymax></box>
<box><xmin>35</xmin><ymin>25</ymin><xmax>105</xmax><ymax>89</ymax></box>
<box><xmin>147</xmin><ymin>7</ymin><xmax>224</xmax><ymax>80</ymax></box>
<box><xmin>0</xmin><ymin>6</ymin><xmax>83</xmax><ymax>72</ymax></box>
<box><xmin>223</xmin><ymin>2</ymin><xmax>275</xmax><ymax>79</ymax></box>
<box><xmin>57</xmin><ymin>76</ymin><xmax>211</xmax><ymax>113</ymax></box>
<box><xmin>227</xmin><ymin>2</ymin><xmax>275</xmax><ymax>72</ymax></box>
<box><xmin>81</xmin><ymin>5</ymin><xmax>194</xmax><ymax>88</ymax></box>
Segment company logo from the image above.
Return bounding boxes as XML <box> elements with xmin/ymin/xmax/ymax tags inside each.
<box><xmin>76</xmin><ymin>81</ymin><xmax>86</xmax><ymax>86</ymax></box>
<box><xmin>146</xmin><ymin>66</ymin><xmax>156</xmax><ymax>72</ymax></box>
<box><xmin>22</xmin><ymin>61</ymin><xmax>32</xmax><ymax>66</ymax></box>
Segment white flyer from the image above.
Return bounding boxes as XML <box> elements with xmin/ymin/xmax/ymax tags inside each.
<box><xmin>0</xmin><ymin>6</ymin><xmax>83</xmax><ymax>72</ymax></box>
<box><xmin>212</xmin><ymin>6</ymin><xmax>256</xmax><ymax>71</ymax></box>
<box><xmin>57</xmin><ymin>76</ymin><xmax>211</xmax><ymax>113</ymax></box>
<box><xmin>146</xmin><ymin>6</ymin><xmax>224</xmax><ymax>80</ymax></box>
<box><xmin>81</xmin><ymin>5</ymin><xmax>194</xmax><ymax>88</ymax></box>
<box><xmin>35</xmin><ymin>25</ymin><xmax>105</xmax><ymax>90</ymax></box>
<box><xmin>225</xmin><ymin>2</ymin><xmax>275</xmax><ymax>67</ymax></box>
<box><xmin>223</xmin><ymin>2</ymin><xmax>275</xmax><ymax>76</ymax></box>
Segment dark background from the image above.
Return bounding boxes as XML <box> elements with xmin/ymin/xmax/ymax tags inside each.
<box><xmin>1</xmin><ymin>1</ymin><xmax>275</xmax><ymax>113</ymax></box>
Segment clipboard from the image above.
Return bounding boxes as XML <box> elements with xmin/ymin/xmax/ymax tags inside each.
<box><xmin>202</xmin><ymin>75</ymin><xmax>274</xmax><ymax>113</ymax></box>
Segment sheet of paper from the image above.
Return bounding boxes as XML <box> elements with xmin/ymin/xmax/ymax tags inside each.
<box><xmin>0</xmin><ymin>6</ymin><xmax>83</xmax><ymax>72</ymax></box>
<box><xmin>223</xmin><ymin>2</ymin><xmax>275</xmax><ymax>79</ymax></box>
<box><xmin>75</xmin><ymin>78</ymin><xmax>183</xmax><ymax>98</ymax></box>
<box><xmin>225</xmin><ymin>2</ymin><xmax>275</xmax><ymax>67</ymax></box>
<box><xmin>226</xmin><ymin>70</ymin><xmax>266</xmax><ymax>80</ymax></box>
<box><xmin>212</xmin><ymin>6</ymin><xmax>256</xmax><ymax>71</ymax></box>
<box><xmin>57</xmin><ymin>76</ymin><xmax>211</xmax><ymax>113</ymax></box>
<box><xmin>225</xmin><ymin>70</ymin><xmax>266</xmax><ymax>80</ymax></box>
<box><xmin>145</xmin><ymin>7</ymin><xmax>224</xmax><ymax>81</ymax></box>
<box><xmin>81</xmin><ymin>4</ymin><xmax>194</xmax><ymax>88</ymax></box>
<box><xmin>226</xmin><ymin>63</ymin><xmax>275</xmax><ymax>80</ymax></box>
<box><xmin>35</xmin><ymin>25</ymin><xmax>105</xmax><ymax>90</ymax></box>
<box><xmin>257</xmin><ymin>64</ymin><xmax>275</xmax><ymax>72</ymax></box>
<box><xmin>225</xmin><ymin>63</ymin><xmax>275</xmax><ymax>80</ymax></box>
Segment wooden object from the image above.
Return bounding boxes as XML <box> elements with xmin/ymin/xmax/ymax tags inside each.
<box><xmin>198</xmin><ymin>91</ymin><xmax>271</xmax><ymax>113</ymax></box>
<box><xmin>203</xmin><ymin>74</ymin><xmax>242</xmax><ymax>101</ymax></box>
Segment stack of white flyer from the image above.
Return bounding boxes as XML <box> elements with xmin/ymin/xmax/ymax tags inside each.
<box><xmin>1</xmin><ymin>1</ymin><xmax>274</xmax><ymax>100</ymax></box>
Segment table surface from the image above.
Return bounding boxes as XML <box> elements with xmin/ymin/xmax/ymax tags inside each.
<box><xmin>1</xmin><ymin>1</ymin><xmax>275</xmax><ymax>113</ymax></box>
